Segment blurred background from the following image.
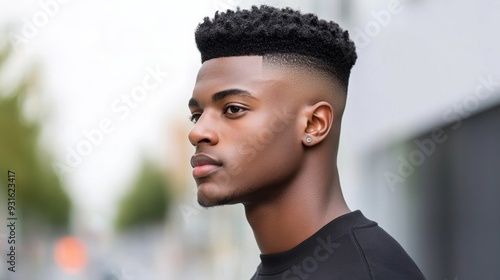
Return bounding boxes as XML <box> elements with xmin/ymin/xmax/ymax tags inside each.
<box><xmin>0</xmin><ymin>0</ymin><xmax>499</xmax><ymax>279</ymax></box>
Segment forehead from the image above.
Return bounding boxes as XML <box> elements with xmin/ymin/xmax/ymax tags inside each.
<box><xmin>194</xmin><ymin>56</ymin><xmax>266</xmax><ymax>89</ymax></box>
<box><xmin>190</xmin><ymin>55</ymin><xmax>335</xmax><ymax>108</ymax></box>
<box><xmin>191</xmin><ymin>56</ymin><xmax>291</xmax><ymax>106</ymax></box>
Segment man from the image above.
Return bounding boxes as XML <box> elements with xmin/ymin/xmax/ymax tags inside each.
<box><xmin>188</xmin><ymin>5</ymin><xmax>425</xmax><ymax>279</ymax></box>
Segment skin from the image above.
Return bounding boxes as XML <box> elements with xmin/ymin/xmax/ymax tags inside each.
<box><xmin>188</xmin><ymin>55</ymin><xmax>350</xmax><ymax>254</ymax></box>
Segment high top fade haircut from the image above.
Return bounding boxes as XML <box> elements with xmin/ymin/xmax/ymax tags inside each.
<box><xmin>195</xmin><ymin>5</ymin><xmax>357</xmax><ymax>90</ymax></box>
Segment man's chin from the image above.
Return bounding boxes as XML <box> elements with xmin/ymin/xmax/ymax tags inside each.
<box><xmin>197</xmin><ymin>186</ymin><xmax>238</xmax><ymax>208</ymax></box>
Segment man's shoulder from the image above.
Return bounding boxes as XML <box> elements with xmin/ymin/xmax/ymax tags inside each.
<box><xmin>315</xmin><ymin>210</ymin><xmax>426</xmax><ymax>279</ymax></box>
<box><xmin>350</xmin><ymin>216</ymin><xmax>426</xmax><ymax>279</ymax></box>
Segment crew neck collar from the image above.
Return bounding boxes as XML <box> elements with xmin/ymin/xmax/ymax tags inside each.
<box><xmin>257</xmin><ymin>210</ymin><xmax>374</xmax><ymax>275</ymax></box>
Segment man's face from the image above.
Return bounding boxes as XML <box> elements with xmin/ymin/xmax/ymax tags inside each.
<box><xmin>188</xmin><ymin>56</ymin><xmax>305</xmax><ymax>207</ymax></box>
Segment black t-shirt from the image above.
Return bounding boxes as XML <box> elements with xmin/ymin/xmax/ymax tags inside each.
<box><xmin>250</xmin><ymin>210</ymin><xmax>426</xmax><ymax>280</ymax></box>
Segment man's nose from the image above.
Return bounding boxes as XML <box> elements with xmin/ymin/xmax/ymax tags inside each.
<box><xmin>188</xmin><ymin>113</ymin><xmax>219</xmax><ymax>146</ymax></box>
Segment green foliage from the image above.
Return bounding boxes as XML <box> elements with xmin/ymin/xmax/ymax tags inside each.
<box><xmin>0</xmin><ymin>39</ymin><xmax>71</xmax><ymax>227</ymax></box>
<box><xmin>115</xmin><ymin>160</ymin><xmax>172</xmax><ymax>231</ymax></box>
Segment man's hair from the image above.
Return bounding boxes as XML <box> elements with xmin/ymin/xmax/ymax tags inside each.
<box><xmin>195</xmin><ymin>5</ymin><xmax>357</xmax><ymax>89</ymax></box>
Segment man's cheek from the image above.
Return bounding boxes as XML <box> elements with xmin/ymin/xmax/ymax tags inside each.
<box><xmin>225</xmin><ymin>160</ymin><xmax>244</xmax><ymax>177</ymax></box>
<box><xmin>237</xmin><ymin>142</ymin><xmax>256</xmax><ymax>158</ymax></box>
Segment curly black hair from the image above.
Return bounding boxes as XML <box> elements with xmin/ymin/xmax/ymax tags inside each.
<box><xmin>195</xmin><ymin>5</ymin><xmax>357</xmax><ymax>89</ymax></box>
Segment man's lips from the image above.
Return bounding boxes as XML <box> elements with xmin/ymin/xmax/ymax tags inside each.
<box><xmin>190</xmin><ymin>154</ymin><xmax>222</xmax><ymax>178</ymax></box>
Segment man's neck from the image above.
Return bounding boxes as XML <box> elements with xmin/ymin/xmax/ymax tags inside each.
<box><xmin>243</xmin><ymin>167</ymin><xmax>350</xmax><ymax>255</ymax></box>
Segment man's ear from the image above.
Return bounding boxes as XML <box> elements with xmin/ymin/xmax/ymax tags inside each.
<box><xmin>301</xmin><ymin>101</ymin><xmax>333</xmax><ymax>146</ymax></box>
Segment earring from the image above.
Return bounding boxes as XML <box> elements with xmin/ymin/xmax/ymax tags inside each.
<box><xmin>306</xmin><ymin>136</ymin><xmax>312</xmax><ymax>143</ymax></box>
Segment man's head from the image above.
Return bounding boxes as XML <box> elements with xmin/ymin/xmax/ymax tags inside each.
<box><xmin>189</xmin><ymin>5</ymin><xmax>357</xmax><ymax>207</ymax></box>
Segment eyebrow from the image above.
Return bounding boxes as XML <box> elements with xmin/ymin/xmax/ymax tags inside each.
<box><xmin>188</xmin><ymin>88</ymin><xmax>256</xmax><ymax>108</ymax></box>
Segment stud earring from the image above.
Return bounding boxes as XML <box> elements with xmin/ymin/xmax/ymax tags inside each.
<box><xmin>306</xmin><ymin>136</ymin><xmax>312</xmax><ymax>143</ymax></box>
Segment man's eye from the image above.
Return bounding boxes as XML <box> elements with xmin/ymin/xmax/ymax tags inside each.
<box><xmin>189</xmin><ymin>114</ymin><xmax>201</xmax><ymax>123</ymax></box>
<box><xmin>224</xmin><ymin>105</ymin><xmax>246</xmax><ymax>115</ymax></box>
